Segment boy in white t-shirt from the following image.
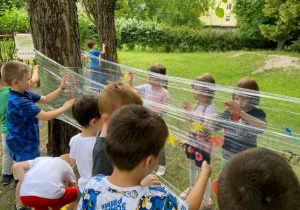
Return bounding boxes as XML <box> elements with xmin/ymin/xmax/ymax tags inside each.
<box><xmin>69</xmin><ymin>95</ymin><xmax>103</xmax><ymax>194</ymax></box>
<box><xmin>79</xmin><ymin>105</ymin><xmax>211</xmax><ymax>210</ymax></box>
<box><xmin>13</xmin><ymin>154</ymin><xmax>78</xmax><ymax>210</ymax></box>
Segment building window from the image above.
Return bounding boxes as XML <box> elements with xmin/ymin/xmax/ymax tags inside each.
<box><xmin>227</xmin><ymin>4</ymin><xmax>232</xmax><ymax>10</ymax></box>
<box><xmin>225</xmin><ymin>16</ymin><xmax>231</xmax><ymax>21</ymax></box>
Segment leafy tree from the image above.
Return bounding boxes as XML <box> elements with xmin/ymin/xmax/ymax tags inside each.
<box><xmin>259</xmin><ymin>0</ymin><xmax>300</xmax><ymax>50</ymax></box>
<box><xmin>114</xmin><ymin>0</ymin><xmax>210</xmax><ymax>28</ymax></box>
<box><xmin>232</xmin><ymin>0</ymin><xmax>274</xmax><ymax>39</ymax></box>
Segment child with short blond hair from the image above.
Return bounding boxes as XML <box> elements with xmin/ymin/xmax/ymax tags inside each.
<box><xmin>92</xmin><ymin>82</ymin><xmax>143</xmax><ymax>177</ymax></box>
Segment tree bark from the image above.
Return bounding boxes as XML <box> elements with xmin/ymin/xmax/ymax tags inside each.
<box><xmin>96</xmin><ymin>0</ymin><xmax>121</xmax><ymax>83</ymax></box>
<box><xmin>26</xmin><ymin>0</ymin><xmax>81</xmax><ymax>156</ymax></box>
<box><xmin>276</xmin><ymin>41</ymin><xmax>285</xmax><ymax>51</ymax></box>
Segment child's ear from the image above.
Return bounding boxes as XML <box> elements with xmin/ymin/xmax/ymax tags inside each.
<box><xmin>101</xmin><ymin>114</ymin><xmax>110</xmax><ymax>124</ymax></box>
<box><xmin>144</xmin><ymin>155</ymin><xmax>157</xmax><ymax>171</ymax></box>
<box><xmin>89</xmin><ymin>118</ymin><xmax>97</xmax><ymax>126</ymax></box>
<box><xmin>211</xmin><ymin>179</ymin><xmax>219</xmax><ymax>196</ymax></box>
<box><xmin>12</xmin><ymin>79</ymin><xmax>18</xmax><ymax>85</ymax></box>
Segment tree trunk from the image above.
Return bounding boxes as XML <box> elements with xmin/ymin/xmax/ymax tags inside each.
<box><xmin>277</xmin><ymin>41</ymin><xmax>285</xmax><ymax>51</ymax></box>
<box><xmin>26</xmin><ymin>0</ymin><xmax>81</xmax><ymax>156</ymax></box>
<box><xmin>96</xmin><ymin>0</ymin><xmax>121</xmax><ymax>83</ymax></box>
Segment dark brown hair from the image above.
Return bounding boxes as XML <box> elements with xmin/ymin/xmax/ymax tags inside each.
<box><xmin>218</xmin><ymin>148</ymin><xmax>300</xmax><ymax>210</ymax></box>
<box><xmin>192</xmin><ymin>73</ymin><xmax>216</xmax><ymax>100</ymax></box>
<box><xmin>72</xmin><ymin>95</ymin><xmax>101</xmax><ymax>127</ymax></box>
<box><xmin>147</xmin><ymin>64</ymin><xmax>166</xmax><ymax>75</ymax></box>
<box><xmin>106</xmin><ymin>105</ymin><xmax>168</xmax><ymax>171</ymax></box>
<box><xmin>233</xmin><ymin>77</ymin><xmax>260</xmax><ymax>106</ymax></box>
<box><xmin>87</xmin><ymin>40</ymin><xmax>96</xmax><ymax>49</ymax></box>
<box><xmin>98</xmin><ymin>82</ymin><xmax>143</xmax><ymax>115</ymax></box>
<box><xmin>1</xmin><ymin>61</ymin><xmax>31</xmax><ymax>85</ymax></box>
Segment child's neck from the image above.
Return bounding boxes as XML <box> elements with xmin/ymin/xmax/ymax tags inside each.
<box><xmin>81</xmin><ymin>127</ymin><xmax>98</xmax><ymax>137</ymax></box>
<box><xmin>151</xmin><ymin>84</ymin><xmax>162</xmax><ymax>91</ymax></box>
<box><xmin>10</xmin><ymin>86</ymin><xmax>24</xmax><ymax>93</ymax></box>
<box><xmin>0</xmin><ymin>81</ymin><xmax>7</xmax><ymax>89</ymax></box>
<box><xmin>197</xmin><ymin>98</ymin><xmax>210</xmax><ymax>106</ymax></box>
<box><xmin>108</xmin><ymin>167</ymin><xmax>143</xmax><ymax>187</ymax></box>
<box><xmin>241</xmin><ymin>106</ymin><xmax>254</xmax><ymax>113</ymax></box>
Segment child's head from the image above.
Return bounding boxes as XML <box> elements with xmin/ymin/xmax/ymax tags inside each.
<box><xmin>98</xmin><ymin>82</ymin><xmax>143</xmax><ymax>122</ymax></box>
<box><xmin>72</xmin><ymin>95</ymin><xmax>102</xmax><ymax>130</ymax></box>
<box><xmin>233</xmin><ymin>77</ymin><xmax>260</xmax><ymax>109</ymax></box>
<box><xmin>191</xmin><ymin>73</ymin><xmax>215</xmax><ymax>102</ymax></box>
<box><xmin>87</xmin><ymin>40</ymin><xmax>96</xmax><ymax>49</ymax></box>
<box><xmin>59</xmin><ymin>153</ymin><xmax>71</xmax><ymax>165</ymax></box>
<box><xmin>1</xmin><ymin>61</ymin><xmax>31</xmax><ymax>87</ymax></box>
<box><xmin>147</xmin><ymin>64</ymin><xmax>166</xmax><ymax>87</ymax></box>
<box><xmin>217</xmin><ymin>148</ymin><xmax>300</xmax><ymax>210</ymax></box>
<box><xmin>106</xmin><ymin>104</ymin><xmax>168</xmax><ymax>174</ymax></box>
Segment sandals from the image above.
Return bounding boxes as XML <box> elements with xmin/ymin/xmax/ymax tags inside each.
<box><xmin>179</xmin><ymin>187</ymin><xmax>192</xmax><ymax>200</ymax></box>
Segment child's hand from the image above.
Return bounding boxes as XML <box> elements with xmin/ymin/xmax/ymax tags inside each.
<box><xmin>200</xmin><ymin>161</ymin><xmax>212</xmax><ymax>177</ymax></box>
<box><xmin>141</xmin><ymin>174</ymin><xmax>161</xmax><ymax>187</ymax></box>
<box><xmin>60</xmin><ymin>76</ymin><xmax>67</xmax><ymax>91</ymax></box>
<box><xmin>225</xmin><ymin>101</ymin><xmax>241</xmax><ymax>115</ymax></box>
<box><xmin>102</xmin><ymin>43</ymin><xmax>106</xmax><ymax>48</ymax></box>
<box><xmin>62</xmin><ymin>99</ymin><xmax>75</xmax><ymax>110</ymax></box>
<box><xmin>178</xmin><ymin>140</ymin><xmax>187</xmax><ymax>148</ymax></box>
<box><xmin>34</xmin><ymin>65</ymin><xmax>40</xmax><ymax>71</ymax></box>
<box><xmin>128</xmin><ymin>71</ymin><xmax>134</xmax><ymax>78</ymax></box>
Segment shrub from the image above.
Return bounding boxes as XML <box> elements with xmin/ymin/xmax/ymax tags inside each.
<box><xmin>116</xmin><ymin>18</ymin><xmax>277</xmax><ymax>52</ymax></box>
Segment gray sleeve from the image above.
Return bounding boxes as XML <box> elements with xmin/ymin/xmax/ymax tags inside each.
<box><xmin>92</xmin><ymin>137</ymin><xmax>114</xmax><ymax>177</ymax></box>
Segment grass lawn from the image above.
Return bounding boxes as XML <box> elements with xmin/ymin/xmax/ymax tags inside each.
<box><xmin>118</xmin><ymin>50</ymin><xmax>300</xmax><ymax>209</ymax></box>
<box><xmin>0</xmin><ymin>50</ymin><xmax>299</xmax><ymax>209</ymax></box>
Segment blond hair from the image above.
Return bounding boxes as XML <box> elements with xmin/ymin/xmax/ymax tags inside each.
<box><xmin>59</xmin><ymin>153</ymin><xmax>71</xmax><ymax>165</ymax></box>
<box><xmin>99</xmin><ymin>82</ymin><xmax>143</xmax><ymax>115</ymax></box>
<box><xmin>1</xmin><ymin>61</ymin><xmax>31</xmax><ymax>86</ymax></box>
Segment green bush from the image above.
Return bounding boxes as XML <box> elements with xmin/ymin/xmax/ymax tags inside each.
<box><xmin>0</xmin><ymin>4</ymin><xmax>29</xmax><ymax>34</ymax></box>
<box><xmin>116</xmin><ymin>18</ymin><xmax>277</xmax><ymax>52</ymax></box>
<box><xmin>78</xmin><ymin>10</ymin><xmax>99</xmax><ymax>50</ymax></box>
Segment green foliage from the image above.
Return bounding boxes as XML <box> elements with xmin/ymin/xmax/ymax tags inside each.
<box><xmin>117</xmin><ymin>18</ymin><xmax>276</xmax><ymax>52</ymax></box>
<box><xmin>77</xmin><ymin>10</ymin><xmax>99</xmax><ymax>50</ymax></box>
<box><xmin>215</xmin><ymin>7</ymin><xmax>224</xmax><ymax>18</ymax></box>
<box><xmin>0</xmin><ymin>3</ymin><xmax>29</xmax><ymax>34</ymax></box>
<box><xmin>115</xmin><ymin>0</ymin><xmax>210</xmax><ymax>28</ymax></box>
<box><xmin>286</xmin><ymin>38</ymin><xmax>300</xmax><ymax>52</ymax></box>
<box><xmin>232</xmin><ymin>0</ymin><xmax>273</xmax><ymax>39</ymax></box>
<box><xmin>259</xmin><ymin>0</ymin><xmax>300</xmax><ymax>47</ymax></box>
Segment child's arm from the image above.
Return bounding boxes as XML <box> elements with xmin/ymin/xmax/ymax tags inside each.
<box><xmin>225</xmin><ymin>101</ymin><xmax>267</xmax><ymax>130</ymax></box>
<box><xmin>128</xmin><ymin>71</ymin><xmax>134</xmax><ymax>87</ymax></box>
<box><xmin>35</xmin><ymin>98</ymin><xmax>75</xmax><ymax>121</ymax></box>
<box><xmin>38</xmin><ymin>76</ymin><xmax>67</xmax><ymax>104</ymax></box>
<box><xmin>186</xmin><ymin>161</ymin><xmax>211</xmax><ymax>210</ymax></box>
<box><xmin>30</xmin><ymin>65</ymin><xmax>40</xmax><ymax>86</ymax></box>
<box><xmin>12</xmin><ymin>161</ymin><xmax>30</xmax><ymax>183</ymax></box>
<box><xmin>101</xmin><ymin>43</ymin><xmax>105</xmax><ymax>55</ymax></box>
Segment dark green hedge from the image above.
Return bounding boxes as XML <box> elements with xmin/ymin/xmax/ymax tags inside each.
<box><xmin>117</xmin><ymin>19</ymin><xmax>276</xmax><ymax>52</ymax></box>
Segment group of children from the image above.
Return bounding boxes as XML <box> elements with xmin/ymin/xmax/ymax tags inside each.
<box><xmin>0</xmin><ymin>59</ymin><xmax>299</xmax><ymax>210</ymax></box>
